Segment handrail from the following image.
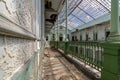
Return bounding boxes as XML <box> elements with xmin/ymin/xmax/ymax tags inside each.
<box><xmin>50</xmin><ymin>41</ymin><xmax>103</xmax><ymax>71</ymax></box>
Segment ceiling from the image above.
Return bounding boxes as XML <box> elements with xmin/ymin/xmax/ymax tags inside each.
<box><xmin>45</xmin><ymin>0</ymin><xmax>65</xmax><ymax>34</ymax></box>
<box><xmin>45</xmin><ymin>0</ymin><xmax>115</xmax><ymax>35</ymax></box>
<box><xmin>58</xmin><ymin>0</ymin><xmax>111</xmax><ymax>31</ymax></box>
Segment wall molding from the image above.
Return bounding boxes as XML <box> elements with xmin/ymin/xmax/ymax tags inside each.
<box><xmin>0</xmin><ymin>14</ymin><xmax>37</xmax><ymax>40</ymax></box>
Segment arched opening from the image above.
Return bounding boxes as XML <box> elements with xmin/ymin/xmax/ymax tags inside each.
<box><xmin>59</xmin><ymin>33</ymin><xmax>63</xmax><ymax>41</ymax></box>
<box><xmin>93</xmin><ymin>32</ymin><xmax>98</xmax><ymax>41</ymax></box>
<box><xmin>86</xmin><ymin>34</ymin><xmax>89</xmax><ymax>41</ymax></box>
<box><xmin>105</xmin><ymin>31</ymin><xmax>110</xmax><ymax>40</ymax></box>
<box><xmin>46</xmin><ymin>36</ymin><xmax>48</xmax><ymax>41</ymax></box>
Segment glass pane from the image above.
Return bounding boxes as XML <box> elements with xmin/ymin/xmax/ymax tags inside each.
<box><xmin>58</xmin><ymin>0</ymin><xmax>112</xmax><ymax>31</ymax></box>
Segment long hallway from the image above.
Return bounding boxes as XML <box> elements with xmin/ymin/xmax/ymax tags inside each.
<box><xmin>42</xmin><ymin>48</ymin><xmax>91</xmax><ymax>80</ymax></box>
<box><xmin>0</xmin><ymin>0</ymin><xmax>120</xmax><ymax>80</ymax></box>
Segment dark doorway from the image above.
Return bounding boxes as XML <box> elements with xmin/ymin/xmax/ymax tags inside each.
<box><xmin>46</xmin><ymin>36</ymin><xmax>48</xmax><ymax>41</ymax></box>
<box><xmin>86</xmin><ymin>34</ymin><xmax>89</xmax><ymax>41</ymax></box>
<box><xmin>59</xmin><ymin>37</ymin><xmax>63</xmax><ymax>41</ymax></box>
<box><xmin>105</xmin><ymin>31</ymin><xmax>110</xmax><ymax>40</ymax></box>
<box><xmin>72</xmin><ymin>36</ymin><xmax>74</xmax><ymax>41</ymax></box>
<box><xmin>59</xmin><ymin>34</ymin><xmax>63</xmax><ymax>41</ymax></box>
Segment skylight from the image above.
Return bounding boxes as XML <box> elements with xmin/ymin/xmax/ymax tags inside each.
<box><xmin>57</xmin><ymin>0</ymin><xmax>111</xmax><ymax>30</ymax></box>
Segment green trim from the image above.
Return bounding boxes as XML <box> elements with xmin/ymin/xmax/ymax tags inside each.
<box><xmin>65</xmin><ymin>0</ymin><xmax>68</xmax><ymax>41</ymax></box>
<box><xmin>108</xmin><ymin>0</ymin><xmax>120</xmax><ymax>41</ymax></box>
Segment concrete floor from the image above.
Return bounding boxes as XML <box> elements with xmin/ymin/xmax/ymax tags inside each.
<box><xmin>42</xmin><ymin>48</ymin><xmax>91</xmax><ymax>80</ymax></box>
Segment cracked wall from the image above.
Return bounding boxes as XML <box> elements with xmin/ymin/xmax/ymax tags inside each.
<box><xmin>0</xmin><ymin>0</ymin><xmax>35</xmax><ymax>32</ymax></box>
<box><xmin>0</xmin><ymin>36</ymin><xmax>36</xmax><ymax>80</ymax></box>
<box><xmin>0</xmin><ymin>0</ymin><xmax>44</xmax><ymax>80</ymax></box>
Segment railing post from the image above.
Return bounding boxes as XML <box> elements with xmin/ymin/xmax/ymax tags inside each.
<box><xmin>102</xmin><ymin>0</ymin><xmax>120</xmax><ymax>80</ymax></box>
<box><xmin>57</xmin><ymin>15</ymin><xmax>59</xmax><ymax>49</ymax></box>
<box><xmin>54</xmin><ymin>26</ymin><xmax>55</xmax><ymax>47</ymax></box>
<box><xmin>65</xmin><ymin>42</ymin><xmax>69</xmax><ymax>54</ymax></box>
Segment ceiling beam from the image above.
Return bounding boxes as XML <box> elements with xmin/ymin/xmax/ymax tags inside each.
<box><xmin>71</xmin><ymin>14</ymin><xmax>86</xmax><ymax>24</ymax></box>
<box><xmin>96</xmin><ymin>0</ymin><xmax>110</xmax><ymax>13</ymax></box>
<box><xmin>77</xmin><ymin>6</ymin><xmax>95</xmax><ymax>20</ymax></box>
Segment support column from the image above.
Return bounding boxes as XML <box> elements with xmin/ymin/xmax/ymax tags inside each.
<box><xmin>65</xmin><ymin>0</ymin><xmax>69</xmax><ymax>54</ymax></box>
<box><xmin>54</xmin><ymin>26</ymin><xmax>55</xmax><ymax>41</ymax></box>
<box><xmin>57</xmin><ymin>17</ymin><xmax>59</xmax><ymax>41</ymax></box>
<box><xmin>102</xmin><ymin>0</ymin><xmax>120</xmax><ymax>80</ymax></box>
<box><xmin>108</xmin><ymin>0</ymin><xmax>120</xmax><ymax>41</ymax></box>
<box><xmin>53</xmin><ymin>26</ymin><xmax>56</xmax><ymax>47</ymax></box>
<box><xmin>57</xmin><ymin>16</ymin><xmax>59</xmax><ymax>48</ymax></box>
<box><xmin>65</xmin><ymin>0</ymin><xmax>68</xmax><ymax>41</ymax></box>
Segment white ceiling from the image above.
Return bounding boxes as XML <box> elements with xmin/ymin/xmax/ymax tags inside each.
<box><xmin>45</xmin><ymin>0</ymin><xmax>65</xmax><ymax>34</ymax></box>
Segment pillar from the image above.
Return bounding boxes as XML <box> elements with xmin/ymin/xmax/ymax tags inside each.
<box><xmin>57</xmin><ymin>16</ymin><xmax>59</xmax><ymax>48</ymax></box>
<box><xmin>64</xmin><ymin>0</ymin><xmax>69</xmax><ymax>54</ymax></box>
<box><xmin>102</xmin><ymin>0</ymin><xmax>120</xmax><ymax>80</ymax></box>
<box><xmin>65</xmin><ymin>0</ymin><xmax>68</xmax><ymax>41</ymax></box>
<box><xmin>108</xmin><ymin>0</ymin><xmax>120</xmax><ymax>41</ymax></box>
<box><xmin>54</xmin><ymin>26</ymin><xmax>55</xmax><ymax>46</ymax></box>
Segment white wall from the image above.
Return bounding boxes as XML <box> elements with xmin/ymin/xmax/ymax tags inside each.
<box><xmin>97</xmin><ymin>25</ymin><xmax>105</xmax><ymax>41</ymax></box>
<box><xmin>71</xmin><ymin>22</ymin><xmax>110</xmax><ymax>41</ymax></box>
<box><xmin>50</xmin><ymin>27</ymin><xmax>72</xmax><ymax>41</ymax></box>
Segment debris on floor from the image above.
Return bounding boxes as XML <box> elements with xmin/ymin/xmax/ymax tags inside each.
<box><xmin>42</xmin><ymin>48</ymin><xmax>91</xmax><ymax>80</ymax></box>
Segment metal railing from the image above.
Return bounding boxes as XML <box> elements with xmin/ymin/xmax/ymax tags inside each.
<box><xmin>50</xmin><ymin>41</ymin><xmax>103</xmax><ymax>71</ymax></box>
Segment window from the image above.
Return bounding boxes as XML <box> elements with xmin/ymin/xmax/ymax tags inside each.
<box><xmin>86</xmin><ymin>34</ymin><xmax>89</xmax><ymax>41</ymax></box>
<box><xmin>46</xmin><ymin>36</ymin><xmax>48</xmax><ymax>41</ymax></box>
<box><xmin>75</xmin><ymin>36</ymin><xmax>78</xmax><ymax>41</ymax></box>
<box><xmin>72</xmin><ymin>36</ymin><xmax>74</xmax><ymax>41</ymax></box>
<box><xmin>105</xmin><ymin>31</ymin><xmax>110</xmax><ymax>40</ymax></box>
<box><xmin>93</xmin><ymin>32</ymin><xmax>98</xmax><ymax>41</ymax></box>
<box><xmin>80</xmin><ymin>35</ymin><xmax>82</xmax><ymax>41</ymax></box>
<box><xmin>59</xmin><ymin>33</ymin><xmax>63</xmax><ymax>41</ymax></box>
<box><xmin>58</xmin><ymin>0</ymin><xmax>111</xmax><ymax>31</ymax></box>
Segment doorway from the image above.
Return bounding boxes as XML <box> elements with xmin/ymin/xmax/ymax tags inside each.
<box><xmin>105</xmin><ymin>31</ymin><xmax>110</xmax><ymax>40</ymax></box>
<box><xmin>59</xmin><ymin>33</ymin><xmax>63</xmax><ymax>41</ymax></box>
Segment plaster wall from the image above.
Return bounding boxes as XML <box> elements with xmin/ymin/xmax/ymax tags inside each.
<box><xmin>0</xmin><ymin>0</ymin><xmax>44</xmax><ymax>79</ymax></box>
<box><xmin>72</xmin><ymin>22</ymin><xmax>110</xmax><ymax>41</ymax></box>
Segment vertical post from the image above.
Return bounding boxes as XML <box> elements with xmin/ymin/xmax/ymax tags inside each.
<box><xmin>57</xmin><ymin>16</ymin><xmax>59</xmax><ymax>48</ymax></box>
<box><xmin>54</xmin><ymin>26</ymin><xmax>55</xmax><ymax>47</ymax></box>
<box><xmin>39</xmin><ymin>0</ymin><xmax>45</xmax><ymax>79</ymax></box>
<box><xmin>41</xmin><ymin>0</ymin><xmax>45</xmax><ymax>41</ymax></box>
<box><xmin>65</xmin><ymin>0</ymin><xmax>68</xmax><ymax>41</ymax></box>
<box><xmin>108</xmin><ymin>0</ymin><xmax>119</xmax><ymax>41</ymax></box>
<box><xmin>102</xmin><ymin>0</ymin><xmax>120</xmax><ymax>80</ymax></box>
<box><xmin>65</xmin><ymin>0</ymin><xmax>68</xmax><ymax>54</ymax></box>
<box><xmin>50</xmin><ymin>31</ymin><xmax>52</xmax><ymax>41</ymax></box>
<box><xmin>54</xmin><ymin>26</ymin><xmax>55</xmax><ymax>41</ymax></box>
